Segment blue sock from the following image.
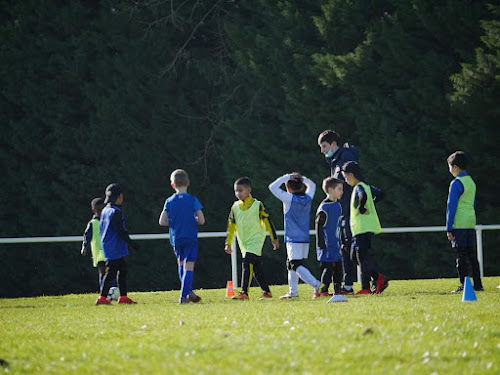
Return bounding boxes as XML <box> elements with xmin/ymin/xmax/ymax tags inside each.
<box><xmin>181</xmin><ymin>270</ymin><xmax>193</xmax><ymax>298</ymax></box>
<box><xmin>178</xmin><ymin>264</ymin><xmax>184</xmax><ymax>283</ymax></box>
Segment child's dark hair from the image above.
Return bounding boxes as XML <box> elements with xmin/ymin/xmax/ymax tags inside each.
<box><xmin>318</xmin><ymin>129</ymin><xmax>340</xmax><ymax>145</ymax></box>
<box><xmin>286</xmin><ymin>173</ymin><xmax>305</xmax><ymax>193</ymax></box>
<box><xmin>235</xmin><ymin>177</ymin><xmax>252</xmax><ymax>187</ymax></box>
<box><xmin>322</xmin><ymin>177</ymin><xmax>342</xmax><ymax>193</ymax></box>
<box><xmin>447</xmin><ymin>151</ymin><xmax>467</xmax><ymax>170</ymax></box>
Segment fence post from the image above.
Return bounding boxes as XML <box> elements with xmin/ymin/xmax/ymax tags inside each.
<box><xmin>231</xmin><ymin>240</ymin><xmax>238</xmax><ymax>288</ymax></box>
<box><xmin>475</xmin><ymin>225</ymin><xmax>484</xmax><ymax>278</ymax></box>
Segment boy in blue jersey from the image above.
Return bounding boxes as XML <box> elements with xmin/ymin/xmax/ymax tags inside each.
<box><xmin>446</xmin><ymin>151</ymin><xmax>483</xmax><ymax>293</ymax></box>
<box><xmin>96</xmin><ymin>184</ymin><xmax>139</xmax><ymax>305</ymax></box>
<box><xmin>342</xmin><ymin>162</ymin><xmax>388</xmax><ymax>295</ymax></box>
<box><xmin>269</xmin><ymin>173</ymin><xmax>324</xmax><ymax>299</ymax></box>
<box><xmin>159</xmin><ymin>169</ymin><xmax>205</xmax><ymax>304</ymax></box>
<box><xmin>315</xmin><ymin>177</ymin><xmax>346</xmax><ymax>297</ymax></box>
<box><xmin>318</xmin><ymin>129</ymin><xmax>359</xmax><ymax>294</ymax></box>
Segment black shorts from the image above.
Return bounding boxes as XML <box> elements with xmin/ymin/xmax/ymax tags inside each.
<box><xmin>351</xmin><ymin>232</ymin><xmax>374</xmax><ymax>252</ymax></box>
<box><xmin>450</xmin><ymin>229</ymin><xmax>475</xmax><ymax>248</ymax></box>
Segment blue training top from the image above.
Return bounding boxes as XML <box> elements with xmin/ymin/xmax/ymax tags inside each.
<box><xmin>100</xmin><ymin>204</ymin><xmax>129</xmax><ymax>260</ymax></box>
<box><xmin>164</xmin><ymin>193</ymin><xmax>203</xmax><ymax>247</ymax></box>
<box><xmin>316</xmin><ymin>200</ymin><xmax>342</xmax><ymax>262</ymax></box>
<box><xmin>284</xmin><ymin>194</ymin><xmax>313</xmax><ymax>243</ymax></box>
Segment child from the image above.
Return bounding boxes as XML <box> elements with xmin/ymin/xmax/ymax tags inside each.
<box><xmin>269</xmin><ymin>173</ymin><xmax>324</xmax><ymax>299</ymax></box>
<box><xmin>318</xmin><ymin>129</ymin><xmax>359</xmax><ymax>294</ymax></box>
<box><xmin>341</xmin><ymin>161</ymin><xmax>388</xmax><ymax>295</ymax></box>
<box><xmin>81</xmin><ymin>198</ymin><xmax>107</xmax><ymax>289</ymax></box>
<box><xmin>159</xmin><ymin>169</ymin><xmax>205</xmax><ymax>304</ymax></box>
<box><xmin>446</xmin><ymin>151</ymin><xmax>483</xmax><ymax>293</ymax></box>
<box><xmin>224</xmin><ymin>177</ymin><xmax>279</xmax><ymax>300</ymax></box>
<box><xmin>315</xmin><ymin>177</ymin><xmax>345</xmax><ymax>297</ymax></box>
<box><xmin>96</xmin><ymin>183</ymin><xmax>139</xmax><ymax>305</ymax></box>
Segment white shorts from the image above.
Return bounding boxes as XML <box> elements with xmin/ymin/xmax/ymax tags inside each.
<box><xmin>286</xmin><ymin>242</ymin><xmax>310</xmax><ymax>260</ymax></box>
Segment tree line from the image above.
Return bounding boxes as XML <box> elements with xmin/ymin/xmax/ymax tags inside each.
<box><xmin>1</xmin><ymin>0</ymin><xmax>498</xmax><ymax>297</ymax></box>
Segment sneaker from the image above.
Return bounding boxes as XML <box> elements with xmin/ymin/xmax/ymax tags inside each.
<box><xmin>355</xmin><ymin>289</ymin><xmax>372</xmax><ymax>295</ymax></box>
<box><xmin>312</xmin><ymin>292</ymin><xmax>321</xmax><ymax>299</ymax></box>
<box><xmin>451</xmin><ymin>285</ymin><xmax>464</xmax><ymax>293</ymax></box>
<box><xmin>375</xmin><ymin>273</ymin><xmax>389</xmax><ymax>294</ymax></box>
<box><xmin>474</xmin><ymin>287</ymin><xmax>484</xmax><ymax>292</ymax></box>
<box><xmin>179</xmin><ymin>297</ymin><xmax>189</xmax><ymax>304</ymax></box>
<box><xmin>96</xmin><ymin>296</ymin><xmax>111</xmax><ymax>305</ymax></box>
<box><xmin>187</xmin><ymin>292</ymin><xmax>202</xmax><ymax>303</ymax></box>
<box><xmin>313</xmin><ymin>283</ymin><xmax>326</xmax><ymax>296</ymax></box>
<box><xmin>260</xmin><ymin>291</ymin><xmax>273</xmax><ymax>299</ymax></box>
<box><xmin>319</xmin><ymin>292</ymin><xmax>331</xmax><ymax>297</ymax></box>
<box><xmin>340</xmin><ymin>287</ymin><xmax>354</xmax><ymax>295</ymax></box>
<box><xmin>232</xmin><ymin>291</ymin><xmax>249</xmax><ymax>300</ymax></box>
<box><xmin>279</xmin><ymin>293</ymin><xmax>299</xmax><ymax>300</ymax></box>
<box><xmin>118</xmin><ymin>296</ymin><xmax>137</xmax><ymax>304</ymax></box>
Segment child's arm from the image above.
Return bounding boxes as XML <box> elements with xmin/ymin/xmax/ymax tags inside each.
<box><xmin>370</xmin><ymin>185</ymin><xmax>384</xmax><ymax>203</ymax></box>
<box><xmin>315</xmin><ymin>210</ymin><xmax>327</xmax><ymax>250</ymax></box>
<box><xmin>158</xmin><ymin>211</ymin><xmax>169</xmax><ymax>226</ymax></box>
<box><xmin>354</xmin><ymin>184</ymin><xmax>368</xmax><ymax>214</ymax></box>
<box><xmin>259</xmin><ymin>202</ymin><xmax>279</xmax><ymax>250</ymax></box>
<box><xmin>196</xmin><ymin>210</ymin><xmax>205</xmax><ymax>225</ymax></box>
<box><xmin>225</xmin><ymin>206</ymin><xmax>237</xmax><ymax>254</ymax></box>
<box><xmin>302</xmin><ymin>176</ymin><xmax>316</xmax><ymax>198</ymax></box>
<box><xmin>81</xmin><ymin>221</ymin><xmax>92</xmax><ymax>255</ymax></box>
<box><xmin>268</xmin><ymin>174</ymin><xmax>293</xmax><ymax>203</ymax></box>
<box><xmin>446</xmin><ymin>179</ymin><xmax>464</xmax><ymax>239</ymax></box>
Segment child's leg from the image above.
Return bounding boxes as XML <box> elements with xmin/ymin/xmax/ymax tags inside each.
<box><xmin>353</xmin><ymin>234</ymin><xmax>378</xmax><ymax>290</ymax></box>
<box><xmin>465</xmin><ymin>247</ymin><xmax>483</xmax><ymax>289</ymax></box>
<box><xmin>295</xmin><ymin>264</ymin><xmax>320</xmax><ymax>287</ymax></box>
<box><xmin>332</xmin><ymin>261</ymin><xmax>343</xmax><ymax>294</ymax></box>
<box><xmin>97</xmin><ymin>262</ymin><xmax>106</xmax><ymax>288</ymax></box>
<box><xmin>181</xmin><ymin>261</ymin><xmax>195</xmax><ymax>298</ymax></box>
<box><xmin>240</xmin><ymin>256</ymin><xmax>253</xmax><ymax>294</ymax></box>
<box><xmin>286</xmin><ymin>260</ymin><xmax>299</xmax><ymax>295</ymax></box>
<box><xmin>178</xmin><ymin>260</ymin><xmax>184</xmax><ymax>284</ymax></box>
<box><xmin>100</xmin><ymin>259</ymin><xmax>119</xmax><ymax>297</ymax></box>
<box><xmin>319</xmin><ymin>261</ymin><xmax>333</xmax><ymax>292</ymax></box>
<box><xmin>116</xmin><ymin>258</ymin><xmax>128</xmax><ymax>296</ymax></box>
<box><xmin>250</xmin><ymin>253</ymin><xmax>270</xmax><ymax>293</ymax></box>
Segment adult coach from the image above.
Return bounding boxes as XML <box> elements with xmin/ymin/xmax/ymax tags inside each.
<box><xmin>317</xmin><ymin>129</ymin><xmax>359</xmax><ymax>294</ymax></box>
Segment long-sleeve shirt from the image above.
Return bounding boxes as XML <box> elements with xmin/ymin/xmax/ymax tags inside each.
<box><xmin>81</xmin><ymin>215</ymin><xmax>98</xmax><ymax>252</ymax></box>
<box><xmin>352</xmin><ymin>184</ymin><xmax>383</xmax><ymax>214</ymax></box>
<box><xmin>446</xmin><ymin>172</ymin><xmax>476</xmax><ymax>231</ymax></box>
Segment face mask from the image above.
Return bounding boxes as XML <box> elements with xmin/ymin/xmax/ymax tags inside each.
<box><xmin>326</xmin><ymin>150</ymin><xmax>334</xmax><ymax>158</ymax></box>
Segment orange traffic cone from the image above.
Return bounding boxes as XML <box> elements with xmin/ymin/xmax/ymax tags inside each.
<box><xmin>226</xmin><ymin>281</ymin><xmax>235</xmax><ymax>297</ymax></box>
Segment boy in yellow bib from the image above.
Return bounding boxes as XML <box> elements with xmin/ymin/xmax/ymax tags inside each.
<box><xmin>225</xmin><ymin>177</ymin><xmax>279</xmax><ymax>299</ymax></box>
<box><xmin>342</xmin><ymin>162</ymin><xmax>388</xmax><ymax>295</ymax></box>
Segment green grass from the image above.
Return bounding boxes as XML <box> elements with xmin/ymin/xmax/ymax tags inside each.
<box><xmin>1</xmin><ymin>277</ymin><xmax>499</xmax><ymax>374</ymax></box>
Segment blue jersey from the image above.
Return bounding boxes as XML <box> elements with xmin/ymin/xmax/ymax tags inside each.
<box><xmin>100</xmin><ymin>204</ymin><xmax>128</xmax><ymax>260</ymax></box>
<box><xmin>284</xmin><ymin>194</ymin><xmax>313</xmax><ymax>243</ymax></box>
<box><xmin>315</xmin><ymin>200</ymin><xmax>342</xmax><ymax>262</ymax></box>
<box><xmin>164</xmin><ymin>193</ymin><xmax>203</xmax><ymax>247</ymax></box>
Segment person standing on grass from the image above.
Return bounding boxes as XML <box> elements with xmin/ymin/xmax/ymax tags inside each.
<box><xmin>314</xmin><ymin>177</ymin><xmax>346</xmax><ymax>298</ymax></box>
<box><xmin>446</xmin><ymin>151</ymin><xmax>483</xmax><ymax>293</ymax></box>
<box><xmin>318</xmin><ymin>129</ymin><xmax>359</xmax><ymax>295</ymax></box>
<box><xmin>159</xmin><ymin>169</ymin><xmax>205</xmax><ymax>304</ymax></box>
<box><xmin>269</xmin><ymin>172</ymin><xmax>324</xmax><ymax>300</ymax></box>
<box><xmin>341</xmin><ymin>162</ymin><xmax>388</xmax><ymax>295</ymax></box>
<box><xmin>81</xmin><ymin>197</ymin><xmax>116</xmax><ymax>291</ymax></box>
<box><xmin>224</xmin><ymin>177</ymin><xmax>279</xmax><ymax>300</ymax></box>
<box><xmin>96</xmin><ymin>184</ymin><xmax>139</xmax><ymax>305</ymax></box>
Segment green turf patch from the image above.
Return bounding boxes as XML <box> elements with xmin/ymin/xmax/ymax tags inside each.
<box><xmin>1</xmin><ymin>278</ymin><xmax>499</xmax><ymax>374</ymax></box>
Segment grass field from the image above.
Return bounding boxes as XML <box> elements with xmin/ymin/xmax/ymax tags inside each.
<box><xmin>1</xmin><ymin>277</ymin><xmax>499</xmax><ymax>374</ymax></box>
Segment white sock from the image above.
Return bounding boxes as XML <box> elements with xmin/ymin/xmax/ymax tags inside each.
<box><xmin>296</xmin><ymin>265</ymin><xmax>320</xmax><ymax>287</ymax></box>
<box><xmin>288</xmin><ymin>270</ymin><xmax>299</xmax><ymax>295</ymax></box>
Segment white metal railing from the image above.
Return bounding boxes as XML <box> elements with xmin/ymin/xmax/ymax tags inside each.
<box><xmin>1</xmin><ymin>225</ymin><xmax>499</xmax><ymax>288</ymax></box>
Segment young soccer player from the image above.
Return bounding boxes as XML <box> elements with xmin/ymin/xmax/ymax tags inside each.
<box><xmin>269</xmin><ymin>173</ymin><xmax>324</xmax><ymax>299</ymax></box>
<box><xmin>318</xmin><ymin>129</ymin><xmax>359</xmax><ymax>294</ymax></box>
<box><xmin>341</xmin><ymin>162</ymin><xmax>388</xmax><ymax>295</ymax></box>
<box><xmin>224</xmin><ymin>177</ymin><xmax>279</xmax><ymax>300</ymax></box>
<box><xmin>315</xmin><ymin>177</ymin><xmax>346</xmax><ymax>297</ymax></box>
<box><xmin>446</xmin><ymin>151</ymin><xmax>483</xmax><ymax>293</ymax></box>
<box><xmin>81</xmin><ymin>198</ymin><xmax>108</xmax><ymax>289</ymax></box>
<box><xmin>96</xmin><ymin>183</ymin><xmax>139</xmax><ymax>305</ymax></box>
<box><xmin>159</xmin><ymin>169</ymin><xmax>205</xmax><ymax>304</ymax></box>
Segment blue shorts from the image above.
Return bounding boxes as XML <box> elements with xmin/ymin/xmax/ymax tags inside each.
<box><xmin>450</xmin><ymin>229</ymin><xmax>475</xmax><ymax>248</ymax></box>
<box><xmin>173</xmin><ymin>238</ymin><xmax>198</xmax><ymax>262</ymax></box>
